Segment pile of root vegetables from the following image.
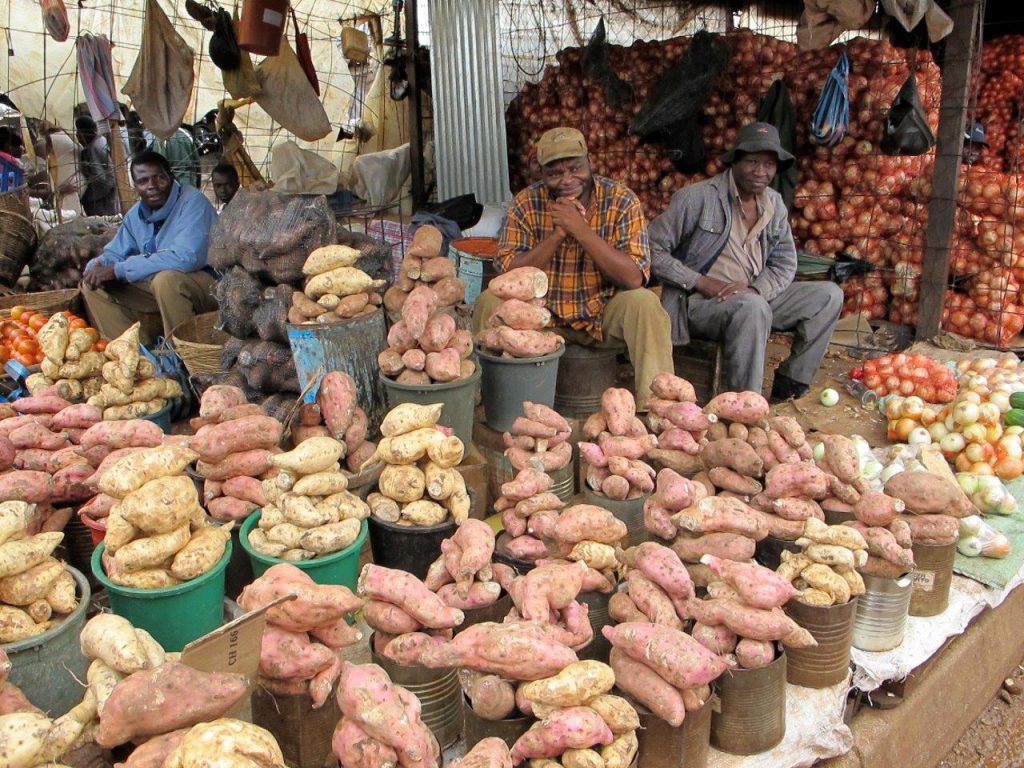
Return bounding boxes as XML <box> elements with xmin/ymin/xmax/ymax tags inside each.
<box><xmin>579</xmin><ymin>388</ymin><xmax>657</xmax><ymax>501</ymax></box>
<box><xmin>288</xmin><ymin>245</ymin><xmax>387</xmax><ymax>324</ymax></box>
<box><xmin>365</xmin><ymin>403</ymin><xmax>471</xmax><ymax>527</ymax></box>
<box><xmin>475</xmin><ymin>267</ymin><xmax>565</xmax><ymax>358</ymax></box>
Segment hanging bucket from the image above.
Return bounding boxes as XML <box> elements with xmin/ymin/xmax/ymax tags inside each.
<box><xmin>554</xmin><ymin>344</ymin><xmax>619</xmax><ymax>417</ymax></box>
<box><xmin>450</xmin><ymin>237</ymin><xmax>499</xmax><ymax>306</ymax></box>
<box><xmin>238</xmin><ymin>0</ymin><xmax>288</xmax><ymax>55</ymax></box>
<box><xmin>287</xmin><ymin>309</ymin><xmax>389</xmax><ymax>429</ymax></box>
<box><xmin>582</xmin><ymin>488</ymin><xmax>649</xmax><ymax>547</ymax></box>
<box><xmin>783</xmin><ymin>598</ymin><xmax>857</xmax><ymax>688</ymax></box>
<box><xmin>477</xmin><ymin>346</ymin><xmax>564</xmax><ymax>433</ymax></box>
<box><xmin>711</xmin><ymin>651</ymin><xmax>786</xmax><ymax>755</ymax></box>
<box><xmin>852</xmin><ymin>574</ymin><xmax>913</xmax><ymax>652</ymax></box>
<box><xmin>380</xmin><ymin>366</ymin><xmax>481</xmax><ymax>449</ymax></box>
<box><xmin>909</xmin><ymin>540</ymin><xmax>956</xmax><ymax>617</ymax></box>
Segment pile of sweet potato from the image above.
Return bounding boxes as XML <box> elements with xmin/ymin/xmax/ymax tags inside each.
<box><xmin>502</xmin><ymin>560</ymin><xmax>595</xmax><ymax>650</ymax></box>
<box><xmin>365</xmin><ymin>403</ymin><xmax>471</xmax><ymax>526</ymax></box>
<box><xmin>332</xmin><ymin>661</ymin><xmax>440</xmax><ymax>768</ymax></box>
<box><xmin>98</xmin><ymin>444</ymin><xmax>232</xmax><ymax>589</ymax></box>
<box><xmin>475</xmin><ymin>267</ymin><xmax>564</xmax><ymax>358</ymax></box>
<box><xmin>76</xmin><ymin>419</ymin><xmax>168</xmax><ymax>522</ymax></box>
<box><xmin>510</xmin><ymin>661</ymin><xmax>641</xmax><ymax>768</ymax></box>
<box><xmin>882</xmin><ymin>468</ymin><xmax>970</xmax><ymax>556</ymax></box>
<box><xmin>423</xmin><ymin>519</ymin><xmax>504</xmax><ymax>611</ymax></box>
<box><xmin>609</xmin><ymin>541</ymin><xmax>693</xmax><ymax>630</ymax></box>
<box><xmin>289</xmin><ymin>371</ymin><xmax>377</xmax><ymax>473</ymax></box>
<box><xmin>379</xmin><ymin>287</ymin><xmax>475</xmax><ymax>384</ymax></box>
<box><xmin>496</xmin><ymin>467</ymin><xmax>563</xmax><ymax>561</ymax></box>
<box><xmin>502</xmin><ymin>402</ymin><xmax>573</xmax><ymax>474</ymax></box>
<box><xmin>605</xmin><ymin>621</ymin><xmax>731</xmax><ymax>728</ymax></box>
<box><xmin>643</xmin><ymin>373</ymin><xmax>715</xmax><ymax>464</ymax></box>
<box><xmin>77</xmin><ymin>613</ymin><xmax>251</xmax><ymax>751</ymax></box>
<box><xmin>82</xmin><ymin>323</ymin><xmax>183</xmax><ymax>420</ymax></box>
<box><xmin>681</xmin><ymin>556</ymin><xmax>817</xmax><ymax>675</ymax></box>
<box><xmin>776</xmin><ymin>520</ymin><xmax>869</xmax><ymax>606</ymax></box>
<box><xmin>289</xmin><ymin>245</ymin><xmax>387</xmax><ymax>324</ymax></box>
<box><xmin>24</xmin><ymin>312</ymin><xmax>105</xmax><ymax>402</ymax></box>
<box><xmin>238</xmin><ymin>564</ymin><xmax>362</xmax><ymax>707</ymax></box>
<box><xmin>580</xmin><ymin>389</ymin><xmax>657</xmax><ymax>500</ymax></box>
<box><xmin>383</xmin><ymin>225</ymin><xmax>465</xmax><ymax>314</ymax></box>
<box><xmin>0</xmin><ymin>502</ymin><xmax>77</xmax><ymax>642</ymax></box>
<box><xmin>360</xmin><ymin>563</ymin><xmax>466</xmax><ymax>660</ymax></box>
<box><xmin>544</xmin><ymin>504</ymin><xmax>627</xmax><ymax>587</ymax></box>
<box><xmin>248</xmin><ymin>436</ymin><xmax>369</xmax><ymax>561</ymax></box>
<box><xmin>450</xmin><ymin>738</ymin><xmax>513</xmax><ymax>768</ymax></box>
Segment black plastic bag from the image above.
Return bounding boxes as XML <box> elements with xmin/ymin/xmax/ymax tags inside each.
<box><xmin>209</xmin><ymin>8</ymin><xmax>241</xmax><ymax>71</ymax></box>
<box><xmin>881</xmin><ymin>72</ymin><xmax>935</xmax><ymax>156</ymax></box>
<box><xmin>582</xmin><ymin>18</ymin><xmax>632</xmax><ymax>111</ymax></box>
<box><xmin>830</xmin><ymin>252</ymin><xmax>876</xmax><ymax>284</ymax></box>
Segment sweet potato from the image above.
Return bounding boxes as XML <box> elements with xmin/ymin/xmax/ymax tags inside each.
<box><xmin>358</xmin><ymin>564</ymin><xmax>464</xmax><ymax>628</ymax></box>
<box><xmin>433</xmin><ymin>276</ymin><xmax>466</xmax><ymax>307</ymax></box>
<box><xmin>425</xmin><ymin>348</ymin><xmax>462</xmax><ymax>382</ymax></box>
<box><xmin>553</xmin><ymin>504</ymin><xmax>628</xmax><ymax>545</ymax></box>
<box><xmin>113</xmin><ymin>524</ymin><xmax>191</xmax><ymax>573</ymax></box>
<box><xmin>735</xmin><ymin>638</ymin><xmax>776</xmax><ymax>669</ymax></box>
<box><xmin>171</xmin><ymin>524</ymin><xmax>231</xmax><ymax>580</ymax></box>
<box><xmin>766</xmin><ymin>430</ymin><xmax>800</xmax><ymax>464</ymax></box>
<box><xmin>469</xmin><ymin>675</ymin><xmax>517</xmax><ymax>720</ymax></box>
<box><xmin>608</xmin><ymin>592</ymin><xmax>648</xmax><ymax>623</ymax></box>
<box><xmin>510</xmin><ymin>707</ymin><xmax>614</xmax><ymax>763</ymax></box>
<box><xmin>701</xmin><ymin>555</ymin><xmax>800</xmax><ymax>610</ymax></box>
<box><xmin>401</xmin><ymin>349</ymin><xmax>427</xmax><ymax>372</ymax></box>
<box><xmin>220</xmin><ymin>475</ymin><xmax>269</xmax><ymax>506</ymax></box>
<box><xmin>489</xmin><ymin>299</ymin><xmax>552</xmax><ymax>331</ymax></box>
<box><xmin>884</xmin><ymin>471</ymin><xmax>971</xmax><ymax>516</ymax></box>
<box><xmin>708</xmin><ymin>466</ymin><xmax>763</xmax><ymax>495</ymax></box>
<box><xmin>683</xmin><ymin>598</ymin><xmax>816</xmax><ymax>647</ymax></box>
<box><xmin>520</xmin><ymin>661</ymin><xmax>615</xmax><ymax>708</ymax></box>
<box><xmin>273</xmin><ymin>437</ymin><xmax>345</xmax><ymax>474</ymax></box>
<box><xmin>451</xmin><ymin>737</ymin><xmax>512</xmax><ymax>768</ymax></box>
<box><xmin>672</xmin><ymin>496</ymin><xmax>768</xmax><ymax>540</ymax></box>
<box><xmin>764</xmin><ymin>463</ymin><xmax>829</xmax><ymax>500</ymax></box>
<box><xmin>489</xmin><ymin>266</ymin><xmax>548</xmax><ymax>301</ymax></box>
<box><xmin>854</xmin><ymin>491</ymin><xmax>905</xmax><ymax>527</ymax></box>
<box><xmin>332</xmin><ymin>718</ymin><xmax>399</xmax><ymax>768</ymax></box>
<box><xmin>12</xmin><ymin>395</ymin><xmax>71</xmax><ymax>415</ymax></box>
<box><xmin>899</xmin><ymin>513</ymin><xmax>959</xmax><ymax>544</ymax></box>
<box><xmin>495</xmin><ymin>327</ymin><xmax>563</xmax><ymax>358</ymax></box>
<box><xmin>0</xmin><ymin>532</ymin><xmax>62</xmax><ymax>578</ymax></box>
<box><xmin>772</xmin><ymin>497</ymin><xmax>825</xmax><ymax>522</ymax></box>
<box><xmin>691</xmin><ymin>621</ymin><xmax>739</xmax><ymax>655</ymax></box>
<box><xmin>626</xmin><ymin>570</ymin><xmax>683</xmax><ymax>629</ymax></box>
<box><xmin>99</xmin><ymin>445</ymin><xmax>199</xmax><ymax>499</ymax></box>
<box><xmin>603</xmin><ymin>622</ymin><xmax>732</xmax><ymax>688</ymax></box>
<box><xmin>96</xmin><ymin>662</ymin><xmax>249</xmax><ymax>747</ymax></box>
<box><xmin>703</xmin><ymin>391</ymin><xmax>770</xmax><ymax>424</ymax></box>
<box><xmin>608</xmin><ymin>646</ymin><xmax>686</xmax><ymax>726</ymax></box>
<box><xmin>191</xmin><ymin>416</ymin><xmax>283</xmax><ymax>463</ymax></box>
<box><xmin>208</xmin><ymin>496</ymin><xmax>258</xmax><ymax>522</ymax></box>
<box><xmin>651</xmin><ymin>373</ymin><xmax>697</xmax><ymax>403</ymax></box>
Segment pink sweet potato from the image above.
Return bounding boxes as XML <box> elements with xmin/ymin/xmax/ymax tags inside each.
<box><xmin>708</xmin><ymin>466</ymin><xmax>763</xmax><ymax>495</ymax></box>
<box><xmin>701</xmin><ymin>555</ymin><xmax>800</xmax><ymax>610</ymax></box>
<box><xmin>609</xmin><ymin>591</ymin><xmax>649</xmax><ymax>623</ymax></box>
<box><xmin>553</xmin><ymin>504</ymin><xmax>628</xmax><ymax>545</ymax></box>
<box><xmin>703</xmin><ymin>391</ymin><xmax>770</xmax><ymax>425</ymax></box>
<box><xmin>260</xmin><ymin>625</ymin><xmax>335</xmax><ymax>680</ymax></box>
<box><xmin>853</xmin><ymin>491</ymin><xmax>905</xmax><ymax>527</ymax></box>
<box><xmin>609</xmin><ymin>646</ymin><xmax>687</xmax><ymax>726</ymax></box>
<box><xmin>495</xmin><ymin>327</ymin><xmax>563</xmax><ymax>358</ymax></box>
<box><xmin>651</xmin><ymin>373</ymin><xmax>697</xmax><ymax>403</ymax></box>
<box><xmin>489</xmin><ymin>267</ymin><xmax>548</xmax><ymax>302</ymax></box>
<box><xmin>511</xmin><ymin>707</ymin><xmax>614</xmax><ymax>762</ymax></box>
<box><xmin>402</xmin><ymin>349</ymin><xmax>427</xmax><ymax>372</ymax></box>
<box><xmin>358</xmin><ymin>564</ymin><xmax>464</xmax><ymax>629</ymax></box>
<box><xmin>764</xmin><ymin>463</ymin><xmax>830</xmax><ymax>500</ymax></box>
<box><xmin>386</xmin><ymin>321</ymin><xmax>417</xmax><ymax>354</ymax></box>
<box><xmin>199</xmin><ymin>385</ymin><xmax>248</xmax><ymax>420</ymax></box>
<box><xmin>691</xmin><ymin>622</ymin><xmax>738</xmax><ymax>655</ymax></box>
<box><xmin>208</xmin><ymin>496</ymin><xmax>258</xmax><ymax>522</ymax></box>
<box><xmin>898</xmin><ymin>513</ymin><xmax>959</xmax><ymax>545</ymax></box>
<box><xmin>433</xmin><ymin>276</ymin><xmax>466</xmax><ymax>307</ymax></box>
<box><xmin>317</xmin><ymin>371</ymin><xmax>358</xmax><ymax>439</ymax></box>
<box><xmin>9</xmin><ymin>422</ymin><xmax>69</xmax><ymax>451</ymax></box>
<box><xmin>332</xmin><ymin>718</ymin><xmax>399</xmax><ymax>768</ymax></box>
<box><xmin>735</xmin><ymin>638</ymin><xmax>776</xmax><ymax>669</ymax></box>
<box><xmin>425</xmin><ymin>348</ymin><xmax>461</xmax><ymax>383</ymax></box>
<box><xmin>598</xmin><ymin>432</ymin><xmax>656</xmax><ymax>460</ymax></box>
<box><xmin>378</xmin><ymin>348</ymin><xmax>405</xmax><ymax>376</ymax></box>
<box><xmin>50</xmin><ymin>404</ymin><xmax>102</xmax><ymax>430</ymax></box>
<box><xmin>701</xmin><ymin>438</ymin><xmax>763</xmax><ymax>477</ymax></box>
<box><xmin>843</xmin><ymin>522</ymin><xmax>915</xmax><ymax>569</ymax></box>
<box><xmin>0</xmin><ymin>437</ymin><xmax>12</xmax><ymax>471</ymax></box>
<box><xmin>671</xmin><ymin>497</ymin><xmax>768</xmax><ymax>540</ymax></box>
<box><xmin>452</xmin><ymin>737</ymin><xmax>512</xmax><ymax>768</ymax></box>
<box><xmin>364</xmin><ymin>600</ymin><xmax>422</xmax><ymax>635</ymax></box>
<box><xmin>626</xmin><ymin>570</ymin><xmax>683</xmax><ymax>629</ymax></box>
<box><xmin>96</xmin><ymin>661</ymin><xmax>249</xmax><ymax>747</ymax></box>
<box><xmin>401</xmin><ymin>285</ymin><xmax>441</xmax><ymax>338</ymax></box>
<box><xmin>79</xmin><ymin>420</ymin><xmax>164</xmax><ymax>450</ymax></box>
<box><xmin>0</xmin><ymin>415</ymin><xmax>52</xmax><ymax>438</ymax></box>
<box><xmin>420</xmin><ymin>313</ymin><xmax>458</xmax><ymax>353</ymax></box>
<box><xmin>114</xmin><ymin>729</ymin><xmax>189</xmax><ymax>768</ymax></box>
<box><xmin>12</xmin><ymin>395</ymin><xmax>71</xmax><ymax>415</ymax></box>
<box><xmin>771</xmin><ymin>497</ymin><xmax>825</xmax><ymax>522</ymax></box>
<box><xmin>192</xmin><ymin>415</ymin><xmax>283</xmax><ymax>462</ymax></box>
<box><xmin>488</xmin><ymin>299</ymin><xmax>551</xmax><ymax>331</ymax></box>
<box><xmin>884</xmin><ymin>471</ymin><xmax>969</xmax><ymax>516</ymax></box>
<box><xmin>468</xmin><ymin>676</ymin><xmax>516</xmax><ymax>721</ymax></box>
<box><xmin>80</xmin><ymin>493</ymin><xmax>116</xmax><ymax>519</ymax></box>
<box><xmin>220</xmin><ymin>476</ymin><xmax>268</xmax><ymax>506</ymax></box>
<box><xmin>629</xmin><ymin>541</ymin><xmax>694</xmax><ymax>602</ymax></box>
<box><xmin>603</xmin><ymin>622</ymin><xmax>732</xmax><ymax>689</ymax></box>
<box><xmin>503</xmin><ymin>535</ymin><xmax>549</xmax><ymax>560</ymax></box>
<box><xmin>420</xmin><ymin>256</ymin><xmax>455</xmax><ymax>283</ymax></box>
<box><xmin>197</xmin><ymin>449</ymin><xmax>276</xmax><ymax>481</ymax></box>
<box><xmin>0</xmin><ymin>471</ymin><xmax>53</xmax><ymax>503</ymax></box>
<box><xmin>239</xmin><ymin>564</ymin><xmax>362</xmax><ymax>632</ymax></box>
<box><xmin>683</xmin><ymin>598</ymin><xmax>816</xmax><ymax>647</ymax></box>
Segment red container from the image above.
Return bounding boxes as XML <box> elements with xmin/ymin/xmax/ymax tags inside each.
<box><xmin>79</xmin><ymin>511</ymin><xmax>106</xmax><ymax>546</ymax></box>
<box><xmin>238</xmin><ymin>0</ymin><xmax>288</xmax><ymax>56</ymax></box>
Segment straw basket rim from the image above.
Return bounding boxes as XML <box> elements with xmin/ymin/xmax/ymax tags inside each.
<box><xmin>169</xmin><ymin>311</ymin><xmax>228</xmax><ymax>376</ymax></box>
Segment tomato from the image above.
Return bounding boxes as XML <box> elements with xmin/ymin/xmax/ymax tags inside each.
<box><xmin>28</xmin><ymin>315</ymin><xmax>46</xmax><ymax>332</ymax></box>
<box><xmin>8</xmin><ymin>306</ymin><xmax>26</xmax><ymax>322</ymax></box>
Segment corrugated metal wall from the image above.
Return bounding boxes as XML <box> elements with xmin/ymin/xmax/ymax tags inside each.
<box><xmin>429</xmin><ymin>0</ymin><xmax>512</xmax><ymax>205</ymax></box>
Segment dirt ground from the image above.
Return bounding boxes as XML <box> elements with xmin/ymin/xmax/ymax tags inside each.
<box><xmin>938</xmin><ymin>661</ymin><xmax>1024</xmax><ymax>768</ymax></box>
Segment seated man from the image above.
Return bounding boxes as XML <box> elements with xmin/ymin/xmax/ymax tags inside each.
<box><xmin>649</xmin><ymin>122</ymin><xmax>842</xmax><ymax>401</ymax></box>
<box><xmin>210</xmin><ymin>161</ymin><xmax>240</xmax><ymax>212</ymax></box>
<box><xmin>473</xmin><ymin>127</ymin><xmax>673</xmax><ymax>409</ymax></box>
<box><xmin>82</xmin><ymin>150</ymin><xmax>219</xmax><ymax>344</ymax></box>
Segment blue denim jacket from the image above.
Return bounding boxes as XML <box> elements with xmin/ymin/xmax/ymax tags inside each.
<box><xmin>648</xmin><ymin>172</ymin><xmax>797</xmax><ymax>345</ymax></box>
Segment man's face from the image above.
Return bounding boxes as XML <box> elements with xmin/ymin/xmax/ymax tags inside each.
<box><xmin>542</xmin><ymin>155</ymin><xmax>593</xmax><ymax>200</ymax></box>
<box><xmin>212</xmin><ymin>172</ymin><xmax>239</xmax><ymax>205</ymax></box>
<box><xmin>732</xmin><ymin>151</ymin><xmax>778</xmax><ymax>196</ymax></box>
<box><xmin>964</xmin><ymin>141</ymin><xmax>983</xmax><ymax>166</ymax></box>
<box><xmin>132</xmin><ymin>163</ymin><xmax>173</xmax><ymax>210</ymax></box>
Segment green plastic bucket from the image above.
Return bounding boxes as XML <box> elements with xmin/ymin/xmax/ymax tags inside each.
<box><xmin>4</xmin><ymin>566</ymin><xmax>90</xmax><ymax>717</ymax></box>
<box><xmin>379</xmin><ymin>365</ymin><xmax>481</xmax><ymax>449</ymax></box>
<box><xmin>477</xmin><ymin>345</ymin><xmax>565</xmax><ymax>432</ymax></box>
<box><xmin>239</xmin><ymin>512</ymin><xmax>367</xmax><ymax>590</ymax></box>
<box><xmin>91</xmin><ymin>542</ymin><xmax>230</xmax><ymax>652</ymax></box>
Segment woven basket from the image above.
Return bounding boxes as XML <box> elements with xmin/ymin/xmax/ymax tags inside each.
<box><xmin>0</xmin><ymin>288</ymin><xmax>82</xmax><ymax>318</ymax></box>
<box><xmin>170</xmin><ymin>311</ymin><xmax>229</xmax><ymax>376</ymax></box>
<box><xmin>0</xmin><ymin>187</ymin><xmax>36</xmax><ymax>287</ymax></box>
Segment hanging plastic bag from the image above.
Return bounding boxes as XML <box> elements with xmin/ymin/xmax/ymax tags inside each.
<box><xmin>270</xmin><ymin>141</ymin><xmax>338</xmax><ymax>195</ymax></box>
<box><xmin>209</xmin><ymin>8</ymin><xmax>241</xmax><ymax>71</ymax></box>
<box><xmin>121</xmin><ymin>0</ymin><xmax>195</xmax><ymax>141</ymax></box>
<box><xmin>881</xmin><ymin>70</ymin><xmax>936</xmax><ymax>156</ymax></box>
<box><xmin>290</xmin><ymin>8</ymin><xmax>320</xmax><ymax>96</ymax></box>
<box><xmin>222</xmin><ymin>11</ymin><xmax>262</xmax><ymax>99</ymax></box>
<box><xmin>254</xmin><ymin>39</ymin><xmax>331</xmax><ymax>141</ymax></box>
<box><xmin>39</xmin><ymin>0</ymin><xmax>70</xmax><ymax>42</ymax></box>
<box><xmin>809</xmin><ymin>51</ymin><xmax>849</xmax><ymax>147</ymax></box>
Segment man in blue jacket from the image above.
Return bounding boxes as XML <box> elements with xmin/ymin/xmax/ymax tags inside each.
<box><xmin>649</xmin><ymin>122</ymin><xmax>842</xmax><ymax>401</ymax></box>
<box><xmin>81</xmin><ymin>150</ymin><xmax>218</xmax><ymax>344</ymax></box>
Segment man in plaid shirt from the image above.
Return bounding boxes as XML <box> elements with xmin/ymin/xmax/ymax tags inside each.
<box><xmin>473</xmin><ymin>127</ymin><xmax>673</xmax><ymax>409</ymax></box>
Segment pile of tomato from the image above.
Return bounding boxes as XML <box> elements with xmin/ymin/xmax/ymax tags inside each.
<box><xmin>851</xmin><ymin>352</ymin><xmax>959</xmax><ymax>403</ymax></box>
<box><xmin>0</xmin><ymin>307</ymin><xmax>106</xmax><ymax>367</ymax></box>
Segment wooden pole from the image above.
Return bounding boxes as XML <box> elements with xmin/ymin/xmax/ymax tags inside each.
<box><xmin>405</xmin><ymin>0</ymin><xmax>426</xmax><ymax>210</ymax></box>
<box><xmin>916</xmin><ymin>0</ymin><xmax>982</xmax><ymax>340</ymax></box>
<box><xmin>107</xmin><ymin>119</ymin><xmax>137</xmax><ymax>215</ymax></box>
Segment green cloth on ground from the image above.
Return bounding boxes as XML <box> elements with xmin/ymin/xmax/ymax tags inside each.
<box><xmin>952</xmin><ymin>477</ymin><xmax>1024</xmax><ymax>589</ymax></box>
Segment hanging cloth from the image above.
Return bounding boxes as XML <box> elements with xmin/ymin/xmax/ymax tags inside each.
<box><xmin>121</xmin><ymin>0</ymin><xmax>196</xmax><ymax>141</ymax></box>
<box><xmin>76</xmin><ymin>35</ymin><xmax>119</xmax><ymax>122</ymax></box>
<box><xmin>809</xmin><ymin>51</ymin><xmax>850</xmax><ymax>148</ymax></box>
<box><xmin>39</xmin><ymin>0</ymin><xmax>70</xmax><ymax>42</ymax></box>
<box><xmin>223</xmin><ymin>10</ymin><xmax>262</xmax><ymax>99</ymax></box>
<box><xmin>254</xmin><ymin>39</ymin><xmax>331</xmax><ymax>141</ymax></box>
<box><xmin>757</xmin><ymin>79</ymin><xmax>798</xmax><ymax>210</ymax></box>
<box><xmin>290</xmin><ymin>8</ymin><xmax>319</xmax><ymax>96</ymax></box>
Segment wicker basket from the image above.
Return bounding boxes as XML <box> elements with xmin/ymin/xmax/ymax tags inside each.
<box><xmin>0</xmin><ymin>187</ymin><xmax>37</xmax><ymax>288</ymax></box>
<box><xmin>0</xmin><ymin>288</ymin><xmax>82</xmax><ymax>318</ymax></box>
<box><xmin>170</xmin><ymin>311</ymin><xmax>229</xmax><ymax>376</ymax></box>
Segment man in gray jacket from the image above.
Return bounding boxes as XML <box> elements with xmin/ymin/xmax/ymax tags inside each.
<box><xmin>649</xmin><ymin>122</ymin><xmax>842</xmax><ymax>401</ymax></box>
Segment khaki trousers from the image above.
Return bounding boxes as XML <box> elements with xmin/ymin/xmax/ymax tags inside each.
<box><xmin>82</xmin><ymin>270</ymin><xmax>219</xmax><ymax>346</ymax></box>
<box><xmin>472</xmin><ymin>287</ymin><xmax>674</xmax><ymax>409</ymax></box>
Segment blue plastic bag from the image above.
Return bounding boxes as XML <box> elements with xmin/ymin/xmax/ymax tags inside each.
<box><xmin>810</xmin><ymin>51</ymin><xmax>850</xmax><ymax>148</ymax></box>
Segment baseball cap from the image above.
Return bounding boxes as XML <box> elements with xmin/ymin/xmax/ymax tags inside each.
<box><xmin>536</xmin><ymin>127</ymin><xmax>588</xmax><ymax>167</ymax></box>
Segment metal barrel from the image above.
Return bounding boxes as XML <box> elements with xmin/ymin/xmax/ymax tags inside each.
<box><xmin>909</xmin><ymin>540</ymin><xmax>956</xmax><ymax>617</ymax></box>
<box><xmin>457</xmin><ymin>592</ymin><xmax>512</xmax><ymax>634</ymax></box>
<box><xmin>711</xmin><ymin>651</ymin><xmax>787</xmax><ymax>755</ymax></box>
<box><xmin>373</xmin><ymin>643</ymin><xmax>464</xmax><ymax>749</ymax></box>
<box><xmin>577</xmin><ymin>589</ymin><xmax>613</xmax><ymax>663</ymax></box>
<box><xmin>852</xmin><ymin>574</ymin><xmax>913</xmax><ymax>652</ymax></box>
<box><xmin>251</xmin><ymin>687</ymin><xmax>339</xmax><ymax>768</ymax></box>
<box><xmin>635</xmin><ymin>698</ymin><xmax>712</xmax><ymax>768</ymax></box>
<box><xmin>754</xmin><ymin>535</ymin><xmax>802</xmax><ymax>571</ymax></box>
<box><xmin>554</xmin><ymin>345</ymin><xmax>619</xmax><ymax>418</ymax></box>
<box><xmin>823</xmin><ymin>508</ymin><xmax>856</xmax><ymax>526</ymax></box>
<box><xmin>461</xmin><ymin>695</ymin><xmax>533</xmax><ymax>751</ymax></box>
<box><xmin>784</xmin><ymin>598</ymin><xmax>858</xmax><ymax>688</ymax></box>
<box><xmin>450</xmin><ymin>238</ymin><xmax>498</xmax><ymax>306</ymax></box>
<box><xmin>478</xmin><ymin>346</ymin><xmax>564</xmax><ymax>433</ymax></box>
<box><xmin>582</xmin><ymin>488</ymin><xmax>651</xmax><ymax>547</ymax></box>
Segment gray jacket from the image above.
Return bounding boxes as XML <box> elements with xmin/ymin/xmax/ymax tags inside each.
<box><xmin>649</xmin><ymin>172</ymin><xmax>797</xmax><ymax>345</ymax></box>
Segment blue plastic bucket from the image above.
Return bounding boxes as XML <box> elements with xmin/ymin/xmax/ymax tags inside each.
<box><xmin>286</xmin><ymin>308</ymin><xmax>389</xmax><ymax>427</ymax></box>
<box><xmin>450</xmin><ymin>238</ymin><xmax>499</xmax><ymax>305</ymax></box>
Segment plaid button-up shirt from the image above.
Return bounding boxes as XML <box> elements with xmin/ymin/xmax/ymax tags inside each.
<box><xmin>497</xmin><ymin>176</ymin><xmax>651</xmax><ymax>341</ymax></box>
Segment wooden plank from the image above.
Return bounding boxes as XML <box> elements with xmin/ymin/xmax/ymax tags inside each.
<box><xmin>916</xmin><ymin>0</ymin><xmax>983</xmax><ymax>340</ymax></box>
<box><xmin>405</xmin><ymin>0</ymin><xmax>427</xmax><ymax>209</ymax></box>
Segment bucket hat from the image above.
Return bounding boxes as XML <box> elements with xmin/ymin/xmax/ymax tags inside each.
<box><xmin>720</xmin><ymin>122</ymin><xmax>794</xmax><ymax>170</ymax></box>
